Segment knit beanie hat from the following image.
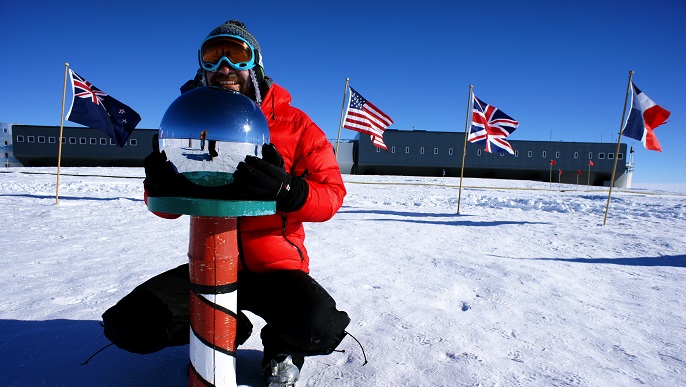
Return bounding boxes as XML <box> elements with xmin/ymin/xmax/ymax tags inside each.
<box><xmin>204</xmin><ymin>20</ymin><xmax>264</xmax><ymax>82</ymax></box>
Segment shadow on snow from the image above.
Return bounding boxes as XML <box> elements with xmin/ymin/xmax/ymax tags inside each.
<box><xmin>338</xmin><ymin>208</ymin><xmax>547</xmax><ymax>226</ymax></box>
<box><xmin>0</xmin><ymin>319</ymin><xmax>264</xmax><ymax>386</ymax></box>
<box><xmin>531</xmin><ymin>255</ymin><xmax>686</xmax><ymax>268</ymax></box>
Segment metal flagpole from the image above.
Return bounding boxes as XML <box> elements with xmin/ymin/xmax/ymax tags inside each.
<box><xmin>457</xmin><ymin>85</ymin><xmax>473</xmax><ymax>214</ymax></box>
<box><xmin>335</xmin><ymin>78</ymin><xmax>350</xmax><ymax>160</ymax></box>
<box><xmin>603</xmin><ymin>70</ymin><xmax>634</xmax><ymax>226</ymax></box>
<box><xmin>56</xmin><ymin>62</ymin><xmax>69</xmax><ymax>205</ymax></box>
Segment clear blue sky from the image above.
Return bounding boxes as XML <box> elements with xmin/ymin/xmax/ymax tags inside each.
<box><xmin>1</xmin><ymin>0</ymin><xmax>684</xmax><ymax>185</ymax></box>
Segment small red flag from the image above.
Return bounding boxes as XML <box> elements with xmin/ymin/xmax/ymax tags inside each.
<box><xmin>559</xmin><ymin>169</ymin><xmax>563</xmax><ymax>176</ymax></box>
<box><xmin>577</xmin><ymin>170</ymin><xmax>582</xmax><ymax>176</ymax></box>
<box><xmin>589</xmin><ymin>160</ymin><xmax>594</xmax><ymax>166</ymax></box>
<box><xmin>550</xmin><ymin>159</ymin><xmax>556</xmax><ymax>166</ymax></box>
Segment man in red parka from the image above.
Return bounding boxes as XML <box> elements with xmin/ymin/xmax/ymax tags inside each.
<box><xmin>103</xmin><ymin>20</ymin><xmax>350</xmax><ymax>386</ymax></box>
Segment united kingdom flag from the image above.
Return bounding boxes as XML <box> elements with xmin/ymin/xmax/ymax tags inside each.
<box><xmin>468</xmin><ymin>94</ymin><xmax>519</xmax><ymax>154</ymax></box>
<box><xmin>66</xmin><ymin>69</ymin><xmax>141</xmax><ymax>147</ymax></box>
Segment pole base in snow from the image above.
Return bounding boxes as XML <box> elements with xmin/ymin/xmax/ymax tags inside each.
<box><xmin>148</xmin><ymin>194</ymin><xmax>274</xmax><ymax>387</ymax></box>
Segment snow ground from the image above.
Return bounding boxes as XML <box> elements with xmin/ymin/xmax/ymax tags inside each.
<box><xmin>1</xmin><ymin>168</ymin><xmax>685</xmax><ymax>386</ymax></box>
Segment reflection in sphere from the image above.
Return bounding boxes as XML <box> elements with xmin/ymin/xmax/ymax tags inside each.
<box><xmin>158</xmin><ymin>86</ymin><xmax>269</xmax><ymax>174</ymax></box>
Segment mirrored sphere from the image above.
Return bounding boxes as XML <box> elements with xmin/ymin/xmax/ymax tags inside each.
<box><xmin>158</xmin><ymin>86</ymin><xmax>269</xmax><ymax>174</ymax></box>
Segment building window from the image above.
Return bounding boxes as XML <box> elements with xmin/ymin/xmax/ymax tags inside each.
<box><xmin>542</xmin><ymin>151</ymin><xmax>546</xmax><ymax>158</ymax></box>
<box><xmin>618</xmin><ymin>153</ymin><xmax>624</xmax><ymax>160</ymax></box>
<box><xmin>500</xmin><ymin>152</ymin><xmax>505</xmax><ymax>156</ymax></box>
<box><xmin>433</xmin><ymin>148</ymin><xmax>438</xmax><ymax>155</ymax></box>
<box><xmin>376</xmin><ymin>147</ymin><xmax>380</xmax><ymax>153</ymax></box>
<box><xmin>69</xmin><ymin>137</ymin><xmax>77</xmax><ymax>144</ymax></box>
<box><xmin>405</xmin><ymin>147</ymin><xmax>410</xmax><ymax>154</ymax></box>
<box><xmin>62</xmin><ymin>137</ymin><xmax>66</xmax><ymax>144</ymax></box>
<box><xmin>448</xmin><ymin>148</ymin><xmax>453</xmax><ymax>156</ymax></box>
<box><xmin>100</xmin><ymin>138</ymin><xmax>108</xmax><ymax>145</ymax></box>
<box><xmin>420</xmin><ymin>147</ymin><xmax>425</xmax><ymax>155</ymax></box>
<box><xmin>90</xmin><ymin>138</ymin><xmax>97</xmax><ymax>145</ymax></box>
<box><xmin>38</xmin><ymin>136</ymin><xmax>46</xmax><ymax>143</ymax></box>
<box><xmin>477</xmin><ymin>149</ymin><xmax>482</xmax><ymax>156</ymax></box>
<box><xmin>528</xmin><ymin>151</ymin><xmax>533</xmax><ymax>157</ymax></box>
<box><xmin>110</xmin><ymin>138</ymin><xmax>116</xmax><ymax>145</ymax></box>
<box><xmin>391</xmin><ymin>146</ymin><xmax>396</xmax><ymax>153</ymax></box>
<box><xmin>80</xmin><ymin>137</ymin><xmax>87</xmax><ymax>144</ymax></box>
<box><xmin>49</xmin><ymin>137</ymin><xmax>56</xmax><ymax>144</ymax></box>
<box><xmin>514</xmin><ymin>150</ymin><xmax>519</xmax><ymax>157</ymax></box>
<box><xmin>555</xmin><ymin>151</ymin><xmax>560</xmax><ymax>158</ymax></box>
<box><xmin>574</xmin><ymin>152</ymin><xmax>579</xmax><ymax>159</ymax></box>
<box><xmin>28</xmin><ymin>136</ymin><xmax>35</xmax><ymax>143</ymax></box>
<box><xmin>598</xmin><ymin>153</ymin><xmax>605</xmax><ymax>159</ymax></box>
<box><xmin>589</xmin><ymin>152</ymin><xmax>593</xmax><ymax>159</ymax></box>
<box><xmin>608</xmin><ymin>153</ymin><xmax>615</xmax><ymax>159</ymax></box>
<box><xmin>16</xmin><ymin>135</ymin><xmax>24</xmax><ymax>142</ymax></box>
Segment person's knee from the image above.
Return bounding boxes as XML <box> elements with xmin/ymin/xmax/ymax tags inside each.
<box><xmin>307</xmin><ymin>308</ymin><xmax>351</xmax><ymax>354</ymax></box>
<box><xmin>103</xmin><ymin>288</ymin><xmax>185</xmax><ymax>354</ymax></box>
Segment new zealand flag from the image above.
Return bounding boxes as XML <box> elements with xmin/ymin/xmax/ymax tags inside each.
<box><xmin>66</xmin><ymin>70</ymin><xmax>141</xmax><ymax>147</ymax></box>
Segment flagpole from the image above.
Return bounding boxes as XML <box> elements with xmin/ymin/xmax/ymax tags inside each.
<box><xmin>603</xmin><ymin>70</ymin><xmax>634</xmax><ymax>226</ymax></box>
<box><xmin>457</xmin><ymin>84</ymin><xmax>473</xmax><ymax>214</ymax></box>
<box><xmin>549</xmin><ymin>163</ymin><xmax>552</xmax><ymax>191</ymax></box>
<box><xmin>56</xmin><ymin>62</ymin><xmax>69</xmax><ymax>205</ymax></box>
<box><xmin>587</xmin><ymin>162</ymin><xmax>591</xmax><ymax>191</ymax></box>
<box><xmin>335</xmin><ymin>78</ymin><xmax>350</xmax><ymax>160</ymax></box>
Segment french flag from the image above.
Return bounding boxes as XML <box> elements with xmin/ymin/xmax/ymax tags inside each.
<box><xmin>622</xmin><ymin>82</ymin><xmax>670</xmax><ymax>152</ymax></box>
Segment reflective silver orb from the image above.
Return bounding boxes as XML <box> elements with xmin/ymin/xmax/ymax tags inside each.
<box><xmin>158</xmin><ymin>86</ymin><xmax>270</xmax><ymax>174</ymax></box>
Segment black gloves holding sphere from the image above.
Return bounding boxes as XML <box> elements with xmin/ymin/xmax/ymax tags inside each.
<box><xmin>231</xmin><ymin>143</ymin><xmax>309</xmax><ymax>212</ymax></box>
<box><xmin>143</xmin><ymin>134</ymin><xmax>199</xmax><ymax>198</ymax></box>
<box><xmin>144</xmin><ymin>138</ymin><xmax>308</xmax><ymax>212</ymax></box>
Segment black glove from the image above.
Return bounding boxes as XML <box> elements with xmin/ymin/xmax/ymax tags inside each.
<box><xmin>144</xmin><ymin>135</ymin><xmax>242</xmax><ymax>199</ymax></box>
<box><xmin>231</xmin><ymin>144</ymin><xmax>309</xmax><ymax>212</ymax></box>
<box><xmin>143</xmin><ymin>134</ymin><xmax>198</xmax><ymax>198</ymax></box>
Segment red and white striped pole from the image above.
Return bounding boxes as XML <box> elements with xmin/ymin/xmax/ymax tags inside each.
<box><xmin>187</xmin><ymin>216</ymin><xmax>239</xmax><ymax>386</ymax></box>
<box><xmin>148</xmin><ymin>189</ymin><xmax>274</xmax><ymax>386</ymax></box>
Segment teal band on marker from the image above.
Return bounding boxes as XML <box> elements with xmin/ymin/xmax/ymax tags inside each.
<box><xmin>147</xmin><ymin>171</ymin><xmax>276</xmax><ymax>217</ymax></box>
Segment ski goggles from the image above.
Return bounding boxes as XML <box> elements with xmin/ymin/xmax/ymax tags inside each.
<box><xmin>199</xmin><ymin>34</ymin><xmax>256</xmax><ymax>72</ymax></box>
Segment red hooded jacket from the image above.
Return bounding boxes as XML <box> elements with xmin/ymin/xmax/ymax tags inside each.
<box><xmin>146</xmin><ymin>82</ymin><xmax>346</xmax><ymax>273</ymax></box>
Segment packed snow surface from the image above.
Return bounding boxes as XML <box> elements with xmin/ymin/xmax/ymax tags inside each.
<box><xmin>1</xmin><ymin>168</ymin><xmax>685</xmax><ymax>386</ymax></box>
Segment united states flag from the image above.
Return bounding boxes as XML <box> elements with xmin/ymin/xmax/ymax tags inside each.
<box><xmin>343</xmin><ymin>87</ymin><xmax>393</xmax><ymax>150</ymax></box>
<box><xmin>66</xmin><ymin>70</ymin><xmax>141</xmax><ymax>147</ymax></box>
<box><xmin>468</xmin><ymin>95</ymin><xmax>519</xmax><ymax>154</ymax></box>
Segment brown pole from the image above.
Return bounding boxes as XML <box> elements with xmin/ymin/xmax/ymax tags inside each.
<box><xmin>603</xmin><ymin>70</ymin><xmax>634</xmax><ymax>226</ymax></box>
<box><xmin>335</xmin><ymin>78</ymin><xmax>350</xmax><ymax>159</ymax></box>
<box><xmin>457</xmin><ymin>85</ymin><xmax>473</xmax><ymax>214</ymax></box>
<box><xmin>56</xmin><ymin>63</ymin><xmax>69</xmax><ymax>205</ymax></box>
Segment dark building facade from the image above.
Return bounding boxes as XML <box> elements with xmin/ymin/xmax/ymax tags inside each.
<box><xmin>9</xmin><ymin>124</ymin><xmax>156</xmax><ymax>167</ymax></box>
<box><xmin>355</xmin><ymin>129</ymin><xmax>628</xmax><ymax>186</ymax></box>
<box><xmin>6</xmin><ymin>124</ymin><xmax>629</xmax><ymax>187</ymax></box>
